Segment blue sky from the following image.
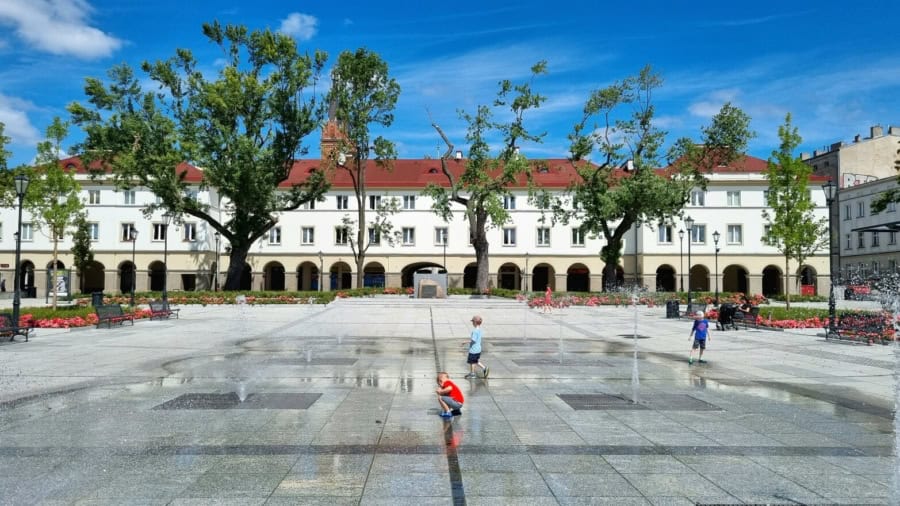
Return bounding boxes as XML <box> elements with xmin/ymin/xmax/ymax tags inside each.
<box><xmin>1</xmin><ymin>0</ymin><xmax>898</xmax><ymax>167</ymax></box>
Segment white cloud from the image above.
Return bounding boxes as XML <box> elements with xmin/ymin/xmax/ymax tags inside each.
<box><xmin>0</xmin><ymin>0</ymin><xmax>122</xmax><ymax>59</ymax></box>
<box><xmin>0</xmin><ymin>93</ymin><xmax>41</xmax><ymax>147</ymax></box>
<box><xmin>687</xmin><ymin>89</ymin><xmax>741</xmax><ymax>118</ymax></box>
<box><xmin>278</xmin><ymin>12</ymin><xmax>318</xmax><ymax>41</ymax></box>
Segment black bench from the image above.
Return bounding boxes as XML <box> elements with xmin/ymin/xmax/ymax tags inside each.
<box><xmin>149</xmin><ymin>300</ymin><xmax>179</xmax><ymax>320</ymax></box>
<box><xmin>828</xmin><ymin>312</ymin><xmax>891</xmax><ymax>344</ymax></box>
<box><xmin>0</xmin><ymin>312</ymin><xmax>32</xmax><ymax>342</ymax></box>
<box><xmin>733</xmin><ymin>306</ymin><xmax>761</xmax><ymax>329</ymax></box>
<box><xmin>95</xmin><ymin>304</ymin><xmax>135</xmax><ymax>328</ymax></box>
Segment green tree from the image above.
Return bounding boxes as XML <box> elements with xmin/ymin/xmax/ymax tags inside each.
<box><xmin>545</xmin><ymin>66</ymin><xmax>754</xmax><ymax>291</ymax></box>
<box><xmin>68</xmin><ymin>21</ymin><xmax>330</xmax><ymax>290</ymax></box>
<box><xmin>425</xmin><ymin>62</ymin><xmax>547</xmax><ymax>293</ymax></box>
<box><xmin>762</xmin><ymin>114</ymin><xmax>828</xmax><ymax>309</ymax></box>
<box><xmin>25</xmin><ymin>118</ymin><xmax>85</xmax><ymax>308</ymax></box>
<box><xmin>71</xmin><ymin>214</ymin><xmax>95</xmax><ymax>293</ymax></box>
<box><xmin>326</xmin><ymin>48</ymin><xmax>401</xmax><ymax>287</ymax></box>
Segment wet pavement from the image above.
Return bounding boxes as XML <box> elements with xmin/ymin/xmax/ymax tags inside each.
<box><xmin>0</xmin><ymin>296</ymin><xmax>895</xmax><ymax>505</ymax></box>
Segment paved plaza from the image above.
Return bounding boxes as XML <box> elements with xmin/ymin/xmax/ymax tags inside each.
<box><xmin>0</xmin><ymin>296</ymin><xmax>896</xmax><ymax>505</ymax></box>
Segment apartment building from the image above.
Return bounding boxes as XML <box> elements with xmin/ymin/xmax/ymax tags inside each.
<box><xmin>0</xmin><ymin>150</ymin><xmax>832</xmax><ymax>298</ymax></box>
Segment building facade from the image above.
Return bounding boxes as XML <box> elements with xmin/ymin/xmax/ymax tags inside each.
<box><xmin>0</xmin><ymin>151</ymin><xmax>833</xmax><ymax>299</ymax></box>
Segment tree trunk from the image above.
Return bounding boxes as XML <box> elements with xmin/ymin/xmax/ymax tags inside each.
<box><xmin>784</xmin><ymin>256</ymin><xmax>791</xmax><ymax>310</ymax></box>
<box><xmin>474</xmin><ymin>240</ymin><xmax>490</xmax><ymax>293</ymax></box>
<box><xmin>51</xmin><ymin>238</ymin><xmax>59</xmax><ymax>309</ymax></box>
<box><xmin>223</xmin><ymin>244</ymin><xmax>251</xmax><ymax>291</ymax></box>
<box><xmin>356</xmin><ymin>202</ymin><xmax>366</xmax><ymax>289</ymax></box>
<box><xmin>600</xmin><ymin>240</ymin><xmax>623</xmax><ymax>291</ymax></box>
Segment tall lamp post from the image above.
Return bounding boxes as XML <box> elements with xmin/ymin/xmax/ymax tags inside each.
<box><xmin>214</xmin><ymin>231</ymin><xmax>220</xmax><ymax>291</ymax></box>
<box><xmin>162</xmin><ymin>213</ymin><xmax>172</xmax><ymax>309</ymax></box>
<box><xmin>441</xmin><ymin>229</ymin><xmax>448</xmax><ymax>271</ymax></box>
<box><xmin>678</xmin><ymin>229</ymin><xmax>685</xmax><ymax>292</ymax></box>
<box><xmin>822</xmin><ymin>180</ymin><xmax>837</xmax><ymax>338</ymax></box>
<box><xmin>130</xmin><ymin>228</ymin><xmax>139</xmax><ymax>307</ymax></box>
<box><xmin>318</xmin><ymin>250</ymin><xmax>324</xmax><ymax>292</ymax></box>
<box><xmin>712</xmin><ymin>230</ymin><xmax>721</xmax><ymax>306</ymax></box>
<box><xmin>12</xmin><ymin>175</ymin><xmax>30</xmax><ymax>336</ymax></box>
<box><xmin>685</xmin><ymin>216</ymin><xmax>694</xmax><ymax>311</ymax></box>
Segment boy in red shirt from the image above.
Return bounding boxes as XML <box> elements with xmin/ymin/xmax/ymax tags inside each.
<box><xmin>435</xmin><ymin>372</ymin><xmax>464</xmax><ymax>418</ymax></box>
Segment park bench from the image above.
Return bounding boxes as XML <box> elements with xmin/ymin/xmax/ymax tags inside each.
<box><xmin>733</xmin><ymin>306</ymin><xmax>761</xmax><ymax>329</ymax></box>
<box><xmin>149</xmin><ymin>300</ymin><xmax>179</xmax><ymax>320</ymax></box>
<box><xmin>94</xmin><ymin>304</ymin><xmax>135</xmax><ymax>329</ymax></box>
<box><xmin>828</xmin><ymin>311</ymin><xmax>892</xmax><ymax>345</ymax></box>
<box><xmin>0</xmin><ymin>312</ymin><xmax>32</xmax><ymax>342</ymax></box>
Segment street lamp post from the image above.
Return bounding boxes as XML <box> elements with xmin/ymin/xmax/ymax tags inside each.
<box><xmin>12</xmin><ymin>175</ymin><xmax>30</xmax><ymax>336</ymax></box>
<box><xmin>214</xmin><ymin>232</ymin><xmax>220</xmax><ymax>291</ymax></box>
<box><xmin>713</xmin><ymin>230</ymin><xmax>721</xmax><ymax>306</ymax></box>
<box><xmin>162</xmin><ymin>214</ymin><xmax>172</xmax><ymax>309</ymax></box>
<box><xmin>442</xmin><ymin>229</ymin><xmax>447</xmax><ymax>271</ymax></box>
<box><xmin>318</xmin><ymin>251</ymin><xmax>324</xmax><ymax>292</ymax></box>
<box><xmin>685</xmin><ymin>216</ymin><xmax>694</xmax><ymax>311</ymax></box>
<box><xmin>678</xmin><ymin>229</ymin><xmax>685</xmax><ymax>292</ymax></box>
<box><xmin>130</xmin><ymin>228</ymin><xmax>138</xmax><ymax>307</ymax></box>
<box><xmin>822</xmin><ymin>180</ymin><xmax>838</xmax><ymax>338</ymax></box>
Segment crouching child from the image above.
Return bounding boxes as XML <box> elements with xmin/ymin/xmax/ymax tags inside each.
<box><xmin>436</xmin><ymin>372</ymin><xmax>464</xmax><ymax>418</ymax></box>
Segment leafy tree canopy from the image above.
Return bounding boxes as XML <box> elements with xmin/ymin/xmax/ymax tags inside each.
<box><xmin>68</xmin><ymin>21</ymin><xmax>330</xmax><ymax>289</ymax></box>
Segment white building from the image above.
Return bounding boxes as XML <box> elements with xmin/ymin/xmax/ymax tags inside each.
<box><xmin>0</xmin><ymin>148</ymin><xmax>832</xmax><ymax>299</ymax></box>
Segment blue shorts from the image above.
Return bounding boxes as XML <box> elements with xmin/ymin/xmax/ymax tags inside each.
<box><xmin>467</xmin><ymin>352</ymin><xmax>481</xmax><ymax>364</ymax></box>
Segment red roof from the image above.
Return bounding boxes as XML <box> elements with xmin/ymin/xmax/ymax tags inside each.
<box><xmin>59</xmin><ymin>156</ymin><xmax>204</xmax><ymax>183</ymax></box>
<box><xmin>59</xmin><ymin>153</ymin><xmax>827</xmax><ymax>187</ymax></box>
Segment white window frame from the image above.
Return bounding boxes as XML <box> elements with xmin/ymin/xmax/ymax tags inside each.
<box><xmin>503</xmin><ymin>195</ymin><xmax>516</xmax><ymax>210</ymax></box>
<box><xmin>123</xmin><ymin>190</ymin><xmax>136</xmax><ymax>205</ymax></box>
<box><xmin>152</xmin><ymin>223</ymin><xmax>167</xmax><ymax>242</ymax></box>
<box><xmin>435</xmin><ymin>227</ymin><xmax>448</xmax><ymax>246</ymax></box>
<box><xmin>303</xmin><ymin>200</ymin><xmax>316</xmax><ymax>210</ymax></box>
<box><xmin>888</xmin><ymin>202</ymin><xmax>897</xmax><ymax>213</ymax></box>
<box><xmin>503</xmin><ymin>227</ymin><xmax>516</xmax><ymax>246</ymax></box>
<box><xmin>890</xmin><ymin>231</ymin><xmax>897</xmax><ymax>245</ymax></box>
<box><xmin>89</xmin><ymin>222</ymin><xmax>99</xmax><ymax>241</ymax></box>
<box><xmin>336</xmin><ymin>195</ymin><xmax>349</xmax><ymax>210</ymax></box>
<box><xmin>21</xmin><ymin>223</ymin><xmax>33</xmax><ymax>241</ymax></box>
<box><xmin>88</xmin><ymin>190</ymin><xmax>101</xmax><ymax>205</ymax></box>
<box><xmin>690</xmin><ymin>190</ymin><xmax>705</xmax><ymax>206</ymax></box>
<box><xmin>121</xmin><ymin>223</ymin><xmax>136</xmax><ymax>242</ymax></box>
<box><xmin>571</xmin><ymin>228</ymin><xmax>585</xmax><ymax>247</ymax></box>
<box><xmin>403</xmin><ymin>195</ymin><xmax>416</xmax><ymax>210</ymax></box>
<box><xmin>334</xmin><ymin>227</ymin><xmax>349</xmax><ymax>245</ymax></box>
<box><xmin>843</xmin><ymin>204</ymin><xmax>851</xmax><ymax>221</ymax></box>
<box><xmin>727</xmin><ymin>224</ymin><xmax>742</xmax><ymax>245</ymax></box>
<box><xmin>182</xmin><ymin>223</ymin><xmax>196</xmax><ymax>242</ymax></box>
<box><xmin>690</xmin><ymin>224</ymin><xmax>706</xmax><ymax>244</ymax></box>
<box><xmin>536</xmin><ymin>227</ymin><xmax>551</xmax><ymax>247</ymax></box>
<box><xmin>657</xmin><ymin>225</ymin><xmax>673</xmax><ymax>244</ymax></box>
<box><xmin>401</xmin><ymin>227</ymin><xmax>415</xmax><ymax>246</ymax></box>
<box><xmin>872</xmin><ymin>232</ymin><xmax>880</xmax><ymax>248</ymax></box>
<box><xmin>301</xmin><ymin>227</ymin><xmax>315</xmax><ymax>245</ymax></box>
<box><xmin>369</xmin><ymin>195</ymin><xmax>382</xmax><ymax>210</ymax></box>
<box><xmin>857</xmin><ymin>202</ymin><xmax>865</xmax><ymax>218</ymax></box>
<box><xmin>368</xmin><ymin>227</ymin><xmax>381</xmax><ymax>246</ymax></box>
<box><xmin>845</xmin><ymin>233</ymin><xmax>851</xmax><ymax>250</ymax></box>
<box><xmin>268</xmin><ymin>226</ymin><xmax>282</xmax><ymax>245</ymax></box>
<box><xmin>857</xmin><ymin>232</ymin><xmax>865</xmax><ymax>248</ymax></box>
<box><xmin>726</xmin><ymin>191</ymin><xmax>741</xmax><ymax>207</ymax></box>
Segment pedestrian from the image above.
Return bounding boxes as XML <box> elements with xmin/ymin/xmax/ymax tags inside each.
<box><xmin>0</xmin><ymin>278</ymin><xmax>6</xmax><ymax>292</ymax></box>
<box><xmin>464</xmin><ymin>315</ymin><xmax>489</xmax><ymax>379</ymax></box>
<box><xmin>435</xmin><ymin>371</ymin><xmax>464</xmax><ymax>418</ymax></box>
<box><xmin>688</xmin><ymin>310</ymin><xmax>710</xmax><ymax>365</ymax></box>
<box><xmin>543</xmin><ymin>285</ymin><xmax>552</xmax><ymax>313</ymax></box>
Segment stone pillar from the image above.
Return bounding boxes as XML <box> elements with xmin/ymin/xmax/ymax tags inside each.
<box><xmin>555</xmin><ymin>273</ymin><xmax>567</xmax><ymax>292</ymax></box>
<box><xmin>386</xmin><ymin>272</ymin><xmax>402</xmax><ymax>289</ymax></box>
<box><xmin>748</xmin><ymin>274</ymin><xmax>763</xmax><ymax>296</ymax></box>
<box><xmin>590</xmin><ymin>274</ymin><xmax>603</xmax><ymax>292</ymax></box>
<box><xmin>641</xmin><ymin>273</ymin><xmax>655</xmax><ymax>292</ymax></box>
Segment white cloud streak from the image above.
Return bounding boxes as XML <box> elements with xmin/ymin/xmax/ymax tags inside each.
<box><xmin>279</xmin><ymin>12</ymin><xmax>318</xmax><ymax>41</ymax></box>
<box><xmin>0</xmin><ymin>0</ymin><xmax>121</xmax><ymax>59</ymax></box>
<box><xmin>0</xmin><ymin>93</ymin><xmax>41</xmax><ymax>147</ymax></box>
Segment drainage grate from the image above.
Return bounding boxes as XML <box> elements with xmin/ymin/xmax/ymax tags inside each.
<box><xmin>153</xmin><ymin>392</ymin><xmax>322</xmax><ymax>410</ymax></box>
<box><xmin>558</xmin><ymin>393</ymin><xmax>720</xmax><ymax>411</ymax></box>
<box><xmin>515</xmin><ymin>359</ymin><xmax>610</xmax><ymax>367</ymax></box>
<box><xmin>558</xmin><ymin>394</ymin><xmax>646</xmax><ymax>410</ymax></box>
<box><xmin>269</xmin><ymin>358</ymin><xmax>358</xmax><ymax>366</ymax></box>
<box><xmin>617</xmin><ymin>334</ymin><xmax>653</xmax><ymax>339</ymax></box>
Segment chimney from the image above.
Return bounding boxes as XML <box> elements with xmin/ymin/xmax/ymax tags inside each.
<box><xmin>800</xmin><ymin>152</ymin><xmax>810</xmax><ymax>160</ymax></box>
<box><xmin>871</xmin><ymin>125</ymin><xmax>883</xmax><ymax>138</ymax></box>
<box><xmin>890</xmin><ymin>126</ymin><xmax>900</xmax><ymax>136</ymax></box>
<box><xmin>854</xmin><ymin>134</ymin><xmax>861</xmax><ymax>143</ymax></box>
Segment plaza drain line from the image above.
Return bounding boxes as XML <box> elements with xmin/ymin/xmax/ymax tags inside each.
<box><xmin>430</xmin><ymin>306</ymin><xmax>466</xmax><ymax>506</ymax></box>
